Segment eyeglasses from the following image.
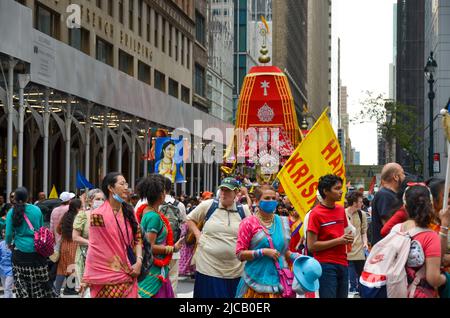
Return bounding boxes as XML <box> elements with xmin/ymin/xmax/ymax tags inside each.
<box><xmin>117</xmin><ymin>182</ymin><xmax>129</xmax><ymax>187</ymax></box>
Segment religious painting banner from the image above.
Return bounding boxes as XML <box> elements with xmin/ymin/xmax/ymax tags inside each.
<box><xmin>154</xmin><ymin>137</ymin><xmax>185</xmax><ymax>183</ymax></box>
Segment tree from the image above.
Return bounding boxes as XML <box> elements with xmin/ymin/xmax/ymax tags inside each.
<box><xmin>351</xmin><ymin>91</ymin><xmax>424</xmax><ymax>175</ymax></box>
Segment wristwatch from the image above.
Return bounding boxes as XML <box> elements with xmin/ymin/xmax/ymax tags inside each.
<box><xmin>137</xmin><ymin>255</ymin><xmax>143</xmax><ymax>261</ymax></box>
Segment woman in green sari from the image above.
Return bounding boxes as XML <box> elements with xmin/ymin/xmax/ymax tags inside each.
<box><xmin>136</xmin><ymin>174</ymin><xmax>184</xmax><ymax>298</ymax></box>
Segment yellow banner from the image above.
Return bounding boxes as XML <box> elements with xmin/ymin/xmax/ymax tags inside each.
<box><xmin>277</xmin><ymin>109</ymin><xmax>346</xmax><ymax>221</ymax></box>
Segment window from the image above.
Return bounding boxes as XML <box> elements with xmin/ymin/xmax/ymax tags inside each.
<box><xmin>119</xmin><ymin>0</ymin><xmax>124</xmax><ymax>24</ymax></box>
<box><xmin>108</xmin><ymin>0</ymin><xmax>114</xmax><ymax>16</ymax></box>
<box><xmin>169</xmin><ymin>78</ymin><xmax>179</xmax><ymax>98</ymax></box>
<box><xmin>138</xmin><ymin>0</ymin><xmax>143</xmax><ymax>36</ymax></box>
<box><xmin>69</xmin><ymin>27</ymin><xmax>90</xmax><ymax>55</ymax></box>
<box><xmin>154</xmin><ymin>70</ymin><xmax>166</xmax><ymax>92</ymax></box>
<box><xmin>181</xmin><ymin>85</ymin><xmax>190</xmax><ymax>104</ymax></box>
<box><xmin>154</xmin><ymin>13</ymin><xmax>159</xmax><ymax>48</ymax></box>
<box><xmin>195</xmin><ymin>64</ymin><xmax>205</xmax><ymax>97</ymax></box>
<box><xmin>162</xmin><ymin>18</ymin><xmax>166</xmax><ymax>53</ymax></box>
<box><xmin>146</xmin><ymin>5</ymin><xmax>151</xmax><ymax>43</ymax></box>
<box><xmin>175</xmin><ymin>30</ymin><xmax>179</xmax><ymax>61</ymax></box>
<box><xmin>96</xmin><ymin>0</ymin><xmax>102</xmax><ymax>9</ymax></box>
<box><xmin>129</xmin><ymin>0</ymin><xmax>134</xmax><ymax>31</ymax></box>
<box><xmin>119</xmin><ymin>50</ymin><xmax>134</xmax><ymax>76</ymax></box>
<box><xmin>195</xmin><ymin>11</ymin><xmax>206</xmax><ymax>46</ymax></box>
<box><xmin>169</xmin><ymin>25</ymin><xmax>173</xmax><ymax>57</ymax></box>
<box><xmin>186</xmin><ymin>39</ymin><xmax>190</xmax><ymax>69</ymax></box>
<box><xmin>36</xmin><ymin>3</ymin><xmax>60</xmax><ymax>39</ymax></box>
<box><xmin>96</xmin><ymin>37</ymin><xmax>113</xmax><ymax>66</ymax></box>
<box><xmin>138</xmin><ymin>61</ymin><xmax>151</xmax><ymax>85</ymax></box>
<box><xmin>181</xmin><ymin>34</ymin><xmax>184</xmax><ymax>66</ymax></box>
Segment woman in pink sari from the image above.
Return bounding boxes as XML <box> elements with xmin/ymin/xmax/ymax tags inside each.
<box><xmin>83</xmin><ymin>172</ymin><xmax>143</xmax><ymax>298</ymax></box>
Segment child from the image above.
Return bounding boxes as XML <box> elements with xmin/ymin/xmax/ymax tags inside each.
<box><xmin>0</xmin><ymin>229</ymin><xmax>14</xmax><ymax>298</ymax></box>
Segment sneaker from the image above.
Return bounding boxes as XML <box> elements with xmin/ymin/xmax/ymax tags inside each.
<box><xmin>348</xmin><ymin>291</ymin><xmax>359</xmax><ymax>298</ymax></box>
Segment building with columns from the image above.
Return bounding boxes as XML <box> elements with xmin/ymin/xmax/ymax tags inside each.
<box><xmin>0</xmin><ymin>0</ymin><xmax>231</xmax><ymax>200</ymax></box>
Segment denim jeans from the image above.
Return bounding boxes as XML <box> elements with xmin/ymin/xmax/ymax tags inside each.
<box><xmin>319</xmin><ymin>263</ymin><xmax>349</xmax><ymax>298</ymax></box>
<box><xmin>348</xmin><ymin>260</ymin><xmax>365</xmax><ymax>293</ymax></box>
<box><xmin>0</xmin><ymin>275</ymin><xmax>14</xmax><ymax>298</ymax></box>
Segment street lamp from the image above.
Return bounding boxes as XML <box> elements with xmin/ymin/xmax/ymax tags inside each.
<box><xmin>424</xmin><ymin>51</ymin><xmax>437</xmax><ymax>177</ymax></box>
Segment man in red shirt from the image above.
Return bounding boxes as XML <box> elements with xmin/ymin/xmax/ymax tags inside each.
<box><xmin>307</xmin><ymin>174</ymin><xmax>354</xmax><ymax>298</ymax></box>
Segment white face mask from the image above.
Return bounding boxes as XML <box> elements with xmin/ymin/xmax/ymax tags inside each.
<box><xmin>92</xmin><ymin>200</ymin><xmax>104</xmax><ymax>210</ymax></box>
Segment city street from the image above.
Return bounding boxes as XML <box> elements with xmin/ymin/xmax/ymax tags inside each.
<box><xmin>177</xmin><ymin>277</ymin><xmax>195</xmax><ymax>298</ymax></box>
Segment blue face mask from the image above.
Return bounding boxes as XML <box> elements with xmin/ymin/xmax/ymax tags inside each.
<box><xmin>113</xmin><ymin>193</ymin><xmax>125</xmax><ymax>204</ymax></box>
<box><xmin>259</xmin><ymin>200</ymin><xmax>278</xmax><ymax>214</ymax></box>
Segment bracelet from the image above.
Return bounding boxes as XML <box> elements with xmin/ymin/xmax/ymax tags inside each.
<box><xmin>441</xmin><ymin>226</ymin><xmax>449</xmax><ymax>231</ymax></box>
<box><xmin>259</xmin><ymin>249</ymin><xmax>264</xmax><ymax>258</ymax></box>
<box><xmin>439</xmin><ymin>231</ymin><xmax>448</xmax><ymax>238</ymax></box>
<box><xmin>137</xmin><ymin>255</ymin><xmax>143</xmax><ymax>261</ymax></box>
<box><xmin>253</xmin><ymin>249</ymin><xmax>264</xmax><ymax>259</ymax></box>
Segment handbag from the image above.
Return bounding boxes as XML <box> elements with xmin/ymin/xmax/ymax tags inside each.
<box><xmin>262</xmin><ymin>226</ymin><xmax>296</xmax><ymax>298</ymax></box>
<box><xmin>23</xmin><ymin>213</ymin><xmax>55</xmax><ymax>258</ymax></box>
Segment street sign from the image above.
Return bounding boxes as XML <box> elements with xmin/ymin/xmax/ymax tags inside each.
<box><xmin>434</xmin><ymin>153</ymin><xmax>441</xmax><ymax>173</ymax></box>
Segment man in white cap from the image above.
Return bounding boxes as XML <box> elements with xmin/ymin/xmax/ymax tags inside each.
<box><xmin>50</xmin><ymin>191</ymin><xmax>76</xmax><ymax>245</ymax></box>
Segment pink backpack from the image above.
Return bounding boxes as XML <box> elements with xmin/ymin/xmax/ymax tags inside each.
<box><xmin>360</xmin><ymin>223</ymin><xmax>432</xmax><ymax>298</ymax></box>
<box><xmin>23</xmin><ymin>213</ymin><xmax>55</xmax><ymax>258</ymax></box>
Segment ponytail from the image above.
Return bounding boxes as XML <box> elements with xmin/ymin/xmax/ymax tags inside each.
<box><xmin>12</xmin><ymin>187</ymin><xmax>29</xmax><ymax>228</ymax></box>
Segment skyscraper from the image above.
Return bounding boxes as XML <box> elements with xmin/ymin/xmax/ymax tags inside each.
<box><xmin>423</xmin><ymin>0</ymin><xmax>450</xmax><ymax>179</ymax></box>
<box><xmin>233</xmin><ymin>0</ymin><xmax>272</xmax><ymax>122</ymax></box>
<box><xmin>396</xmin><ymin>0</ymin><xmax>425</xmax><ymax>175</ymax></box>
<box><xmin>208</xmin><ymin>0</ymin><xmax>235</xmax><ymax>123</ymax></box>
<box><xmin>272</xmin><ymin>0</ymin><xmax>308</xmax><ymax>123</ymax></box>
<box><xmin>307</xmin><ymin>0</ymin><xmax>332</xmax><ymax>120</ymax></box>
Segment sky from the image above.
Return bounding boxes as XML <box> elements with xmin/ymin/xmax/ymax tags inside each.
<box><xmin>333</xmin><ymin>0</ymin><xmax>397</xmax><ymax>165</ymax></box>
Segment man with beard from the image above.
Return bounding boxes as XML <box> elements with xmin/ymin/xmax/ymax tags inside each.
<box><xmin>370</xmin><ymin>163</ymin><xmax>405</xmax><ymax>246</ymax></box>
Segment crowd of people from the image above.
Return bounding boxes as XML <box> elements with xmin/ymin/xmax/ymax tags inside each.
<box><xmin>0</xmin><ymin>161</ymin><xmax>450</xmax><ymax>298</ymax></box>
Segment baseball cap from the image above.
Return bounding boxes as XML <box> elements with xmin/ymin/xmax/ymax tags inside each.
<box><xmin>219</xmin><ymin>178</ymin><xmax>240</xmax><ymax>191</ymax></box>
<box><xmin>60</xmin><ymin>192</ymin><xmax>76</xmax><ymax>203</ymax></box>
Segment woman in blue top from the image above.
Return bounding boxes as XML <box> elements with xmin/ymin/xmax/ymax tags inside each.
<box><xmin>235</xmin><ymin>185</ymin><xmax>298</xmax><ymax>298</ymax></box>
<box><xmin>5</xmin><ymin>187</ymin><xmax>55</xmax><ymax>298</ymax></box>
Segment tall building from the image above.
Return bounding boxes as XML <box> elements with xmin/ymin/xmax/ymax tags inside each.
<box><xmin>193</xmin><ymin>0</ymin><xmax>210</xmax><ymax>112</ymax></box>
<box><xmin>272</xmin><ymin>0</ymin><xmax>307</xmax><ymax>123</ymax></box>
<box><xmin>389</xmin><ymin>3</ymin><xmax>397</xmax><ymax>101</ymax></box>
<box><xmin>354</xmin><ymin>151</ymin><xmax>361</xmax><ymax>166</ymax></box>
<box><xmin>233</xmin><ymin>0</ymin><xmax>272</xmax><ymax>121</ymax></box>
<box><xmin>423</xmin><ymin>0</ymin><xmax>450</xmax><ymax>179</ymax></box>
<box><xmin>307</xmin><ymin>0</ymin><xmax>332</xmax><ymax>120</ymax></box>
<box><xmin>0</xmin><ymin>0</ymin><xmax>229</xmax><ymax>198</ymax></box>
<box><xmin>396</xmin><ymin>0</ymin><xmax>425</xmax><ymax>175</ymax></box>
<box><xmin>207</xmin><ymin>0</ymin><xmax>234</xmax><ymax>123</ymax></box>
<box><xmin>340</xmin><ymin>86</ymin><xmax>353</xmax><ymax>165</ymax></box>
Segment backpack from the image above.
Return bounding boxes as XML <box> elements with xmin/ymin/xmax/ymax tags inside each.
<box><xmin>23</xmin><ymin>213</ymin><xmax>55</xmax><ymax>258</ymax></box>
<box><xmin>360</xmin><ymin>223</ymin><xmax>432</xmax><ymax>298</ymax></box>
<box><xmin>160</xmin><ymin>200</ymin><xmax>183</xmax><ymax>242</ymax></box>
<box><xmin>185</xmin><ymin>200</ymin><xmax>246</xmax><ymax>245</ymax></box>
